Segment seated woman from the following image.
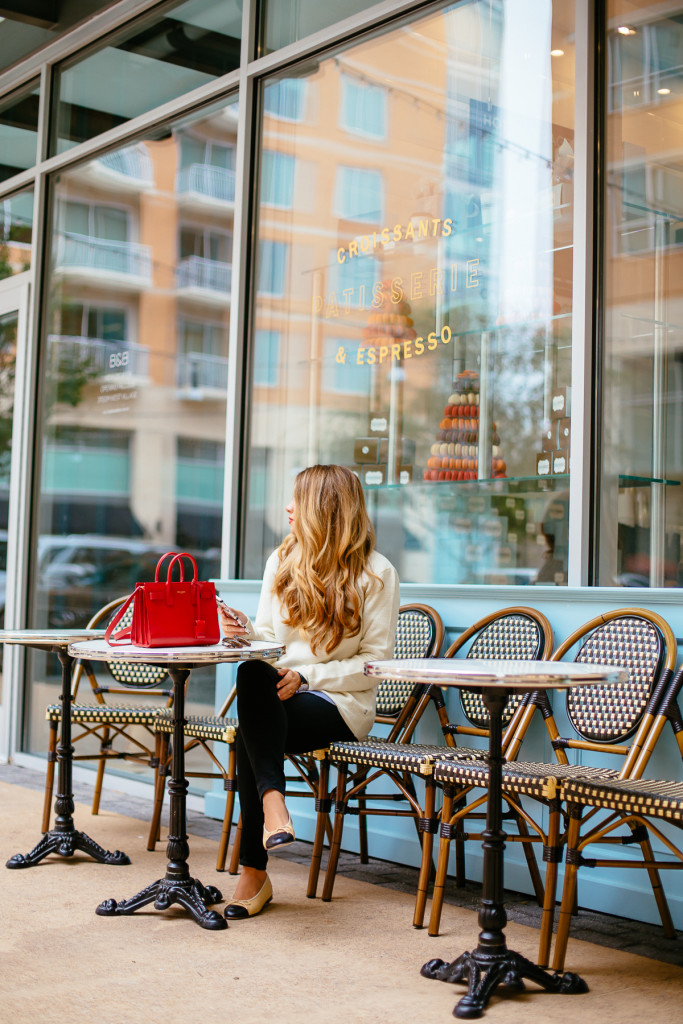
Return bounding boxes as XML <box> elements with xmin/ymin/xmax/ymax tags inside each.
<box><xmin>218</xmin><ymin>463</ymin><xmax>399</xmax><ymax>919</ymax></box>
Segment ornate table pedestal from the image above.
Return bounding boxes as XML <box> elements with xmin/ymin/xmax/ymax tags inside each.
<box><xmin>364</xmin><ymin>658</ymin><xmax>626</xmax><ymax>1019</ymax></box>
<box><xmin>3</xmin><ymin>629</ymin><xmax>130</xmax><ymax>870</ymax></box>
<box><xmin>68</xmin><ymin>639</ymin><xmax>284</xmax><ymax>931</ymax></box>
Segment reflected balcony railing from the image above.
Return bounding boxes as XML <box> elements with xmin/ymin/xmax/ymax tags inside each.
<box><xmin>97</xmin><ymin>143</ymin><xmax>154</xmax><ymax>184</ymax></box>
<box><xmin>48</xmin><ymin>335</ymin><xmax>150</xmax><ymax>377</ymax></box>
<box><xmin>176</xmin><ymin>351</ymin><xmax>229</xmax><ymax>391</ymax></box>
<box><xmin>176</xmin><ymin>255</ymin><xmax>232</xmax><ymax>295</ymax></box>
<box><xmin>55</xmin><ymin>233</ymin><xmax>153</xmax><ymax>281</ymax></box>
<box><xmin>175</xmin><ymin>164</ymin><xmax>236</xmax><ymax>204</ymax></box>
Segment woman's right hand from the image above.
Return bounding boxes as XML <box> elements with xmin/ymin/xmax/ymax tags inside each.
<box><xmin>217</xmin><ymin>602</ymin><xmax>249</xmax><ymax>638</ymax></box>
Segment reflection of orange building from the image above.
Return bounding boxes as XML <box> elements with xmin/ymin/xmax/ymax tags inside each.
<box><xmin>45</xmin><ymin>107</ymin><xmax>238</xmax><ymax>551</ymax></box>
<box><xmin>247</xmin><ymin>10</ymin><xmax>576</xmax><ymax>583</ymax></box>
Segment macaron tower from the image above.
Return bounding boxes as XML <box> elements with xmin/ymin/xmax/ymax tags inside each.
<box><xmin>424</xmin><ymin>370</ymin><xmax>507</xmax><ymax>481</ymax></box>
<box><xmin>360</xmin><ymin>280</ymin><xmax>417</xmax><ymax>350</ymax></box>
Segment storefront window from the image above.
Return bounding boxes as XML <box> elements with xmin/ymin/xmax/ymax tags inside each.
<box><xmin>54</xmin><ymin>0</ymin><xmax>243</xmax><ymax>154</ymax></box>
<box><xmin>27</xmin><ymin>97</ymin><xmax>238</xmax><ymax>776</ymax></box>
<box><xmin>244</xmin><ymin>0</ymin><xmax>576</xmax><ymax>585</ymax></box>
<box><xmin>598</xmin><ymin>1</ymin><xmax>683</xmax><ymax>588</ymax></box>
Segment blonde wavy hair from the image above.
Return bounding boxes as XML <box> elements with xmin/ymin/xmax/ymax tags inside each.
<box><xmin>273</xmin><ymin>465</ymin><xmax>381</xmax><ymax>655</ymax></box>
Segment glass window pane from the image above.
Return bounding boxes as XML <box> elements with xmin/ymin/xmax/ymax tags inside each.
<box><xmin>598</xmin><ymin>2</ymin><xmax>683</xmax><ymax>588</ymax></box>
<box><xmin>27</xmin><ymin>94</ymin><xmax>238</xmax><ymax>771</ymax></box>
<box><xmin>0</xmin><ymin>81</ymin><xmax>39</xmax><ymax>183</ymax></box>
<box><xmin>54</xmin><ymin>0</ymin><xmax>242</xmax><ymax>154</ymax></box>
<box><xmin>0</xmin><ymin>2</ymin><xmax>109</xmax><ymax>73</ymax></box>
<box><xmin>0</xmin><ymin>186</ymin><xmax>34</xmax><ymax>276</ymax></box>
<box><xmin>244</xmin><ymin>2</ymin><xmax>576</xmax><ymax>585</ymax></box>
<box><xmin>260</xmin><ymin>0</ymin><xmax>376</xmax><ymax>54</ymax></box>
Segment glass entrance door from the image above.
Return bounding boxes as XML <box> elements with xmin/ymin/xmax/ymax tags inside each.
<box><xmin>0</xmin><ymin>274</ymin><xmax>30</xmax><ymax>763</ymax></box>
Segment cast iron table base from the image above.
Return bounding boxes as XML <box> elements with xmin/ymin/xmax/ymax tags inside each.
<box><xmin>94</xmin><ymin>665</ymin><xmax>227</xmax><ymax>930</ymax></box>
<box><xmin>6</xmin><ymin>645</ymin><xmax>129</xmax><ymax>869</ymax></box>
<box><xmin>420</xmin><ymin>689</ymin><xmax>587</xmax><ymax>1019</ymax></box>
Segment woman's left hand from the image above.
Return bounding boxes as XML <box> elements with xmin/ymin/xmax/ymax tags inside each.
<box><xmin>276</xmin><ymin>668</ymin><xmax>302</xmax><ymax>701</ymax></box>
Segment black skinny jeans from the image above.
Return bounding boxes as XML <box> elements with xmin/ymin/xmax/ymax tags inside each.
<box><xmin>235</xmin><ymin>659</ymin><xmax>356</xmax><ymax>871</ymax></box>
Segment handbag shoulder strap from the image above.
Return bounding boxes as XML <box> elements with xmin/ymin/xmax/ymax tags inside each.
<box><xmin>104</xmin><ymin>591</ymin><xmax>136</xmax><ymax>646</ymax></box>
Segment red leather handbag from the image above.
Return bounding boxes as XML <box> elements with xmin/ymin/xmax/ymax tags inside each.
<box><xmin>105</xmin><ymin>551</ymin><xmax>220</xmax><ymax>648</ymax></box>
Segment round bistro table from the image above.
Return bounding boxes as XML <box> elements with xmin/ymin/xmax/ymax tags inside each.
<box><xmin>67</xmin><ymin>638</ymin><xmax>285</xmax><ymax>931</ymax></box>
<box><xmin>1</xmin><ymin>628</ymin><xmax>131</xmax><ymax>870</ymax></box>
<box><xmin>363</xmin><ymin>657</ymin><xmax>627</xmax><ymax>1019</ymax></box>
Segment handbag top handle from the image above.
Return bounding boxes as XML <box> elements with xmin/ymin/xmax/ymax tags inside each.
<box><xmin>155</xmin><ymin>551</ymin><xmax>199</xmax><ymax>583</ymax></box>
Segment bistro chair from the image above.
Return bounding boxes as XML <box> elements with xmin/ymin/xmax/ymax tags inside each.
<box><xmin>426</xmin><ymin>607</ymin><xmax>678</xmax><ymax>970</ymax></box>
<box><xmin>150</xmin><ymin>602</ymin><xmax>446</xmax><ymax>876</ymax></box>
<box><xmin>42</xmin><ymin>595</ymin><xmax>170</xmax><ymax>833</ymax></box>
<box><xmin>318</xmin><ymin>606</ymin><xmax>553</xmax><ymax>925</ymax></box>
<box><xmin>551</xmin><ymin>663</ymin><xmax>683</xmax><ymax>971</ymax></box>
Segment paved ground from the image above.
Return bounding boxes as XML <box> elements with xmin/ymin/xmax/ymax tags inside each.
<box><xmin>2</xmin><ymin>761</ymin><xmax>680</xmax><ymax>967</ymax></box>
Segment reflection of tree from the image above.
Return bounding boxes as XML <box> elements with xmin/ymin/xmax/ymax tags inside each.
<box><xmin>47</xmin><ymin>345</ymin><xmax>103</xmax><ymax>408</ymax></box>
<box><xmin>487</xmin><ymin>325</ymin><xmax>547</xmax><ymax>475</ymax></box>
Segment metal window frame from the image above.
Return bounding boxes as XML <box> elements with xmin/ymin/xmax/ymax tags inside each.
<box><xmin>0</xmin><ymin>0</ymin><xmax>601</xmax><ymax>601</ymax></box>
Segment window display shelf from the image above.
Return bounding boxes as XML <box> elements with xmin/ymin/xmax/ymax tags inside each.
<box><xmin>366</xmin><ymin>474</ymin><xmax>569</xmax><ymax>491</ymax></box>
<box><xmin>619</xmin><ymin>474</ymin><xmax>681</xmax><ymax>488</ymax></box>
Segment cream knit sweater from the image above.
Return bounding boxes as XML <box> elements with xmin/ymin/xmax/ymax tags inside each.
<box><xmin>242</xmin><ymin>549</ymin><xmax>400</xmax><ymax>740</ymax></box>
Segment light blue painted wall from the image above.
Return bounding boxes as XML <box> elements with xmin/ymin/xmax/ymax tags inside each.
<box><xmin>208</xmin><ymin>580</ymin><xmax>683</xmax><ymax>929</ymax></box>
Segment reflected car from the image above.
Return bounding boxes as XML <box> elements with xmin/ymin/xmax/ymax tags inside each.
<box><xmin>35</xmin><ymin>535</ymin><xmax>219</xmax><ymax>629</ymax></box>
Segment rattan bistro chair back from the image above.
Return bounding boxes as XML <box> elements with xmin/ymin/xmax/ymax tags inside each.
<box><xmin>42</xmin><ymin>596</ymin><xmax>170</xmax><ymax>833</ymax></box>
<box><xmin>443</xmin><ymin>607</ymin><xmax>555</xmax><ymax>753</ymax></box>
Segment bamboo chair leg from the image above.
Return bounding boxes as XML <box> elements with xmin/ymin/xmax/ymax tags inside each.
<box><xmin>357</xmin><ymin>792</ymin><xmax>368</xmax><ymax>862</ymax></box>
<box><xmin>147</xmin><ymin>734</ymin><xmax>169</xmax><ymax>851</ymax></box>
<box><xmin>413</xmin><ymin>778</ymin><xmax>437</xmax><ymax>928</ymax></box>
<box><xmin>41</xmin><ymin>721</ymin><xmax>59</xmax><ymax>833</ymax></box>
<box><xmin>321</xmin><ymin>766</ymin><xmax>348</xmax><ymax>902</ymax></box>
<box><xmin>638</xmin><ymin>831</ymin><xmax>676</xmax><ymax>939</ymax></box>
<box><xmin>91</xmin><ymin>725</ymin><xmax>110</xmax><ymax>815</ymax></box>
<box><xmin>537</xmin><ymin>796</ymin><xmax>562</xmax><ymax>968</ymax></box>
<box><xmin>151</xmin><ymin>732</ymin><xmax>165</xmax><ymax>843</ymax></box>
<box><xmin>228</xmin><ymin>816</ymin><xmax>242</xmax><ymax>875</ymax></box>
<box><xmin>513</xmin><ymin>811</ymin><xmax>545</xmax><ymax>906</ymax></box>
<box><xmin>428</xmin><ymin>786</ymin><xmax>455</xmax><ymax>936</ymax></box>
<box><xmin>216</xmin><ymin>783</ymin><xmax>236</xmax><ymax>872</ymax></box>
<box><xmin>307</xmin><ymin>759</ymin><xmax>331</xmax><ymax>899</ymax></box>
<box><xmin>551</xmin><ymin>807</ymin><xmax>583</xmax><ymax>972</ymax></box>
<box><xmin>453</xmin><ymin>790</ymin><xmax>467</xmax><ymax>886</ymax></box>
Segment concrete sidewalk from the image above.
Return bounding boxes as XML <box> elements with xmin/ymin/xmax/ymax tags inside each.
<box><xmin>1</xmin><ymin>767</ymin><xmax>682</xmax><ymax>1024</ymax></box>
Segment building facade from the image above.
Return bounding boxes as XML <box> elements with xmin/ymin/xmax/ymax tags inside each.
<box><xmin>0</xmin><ymin>0</ymin><xmax>680</xmax><ymax>926</ymax></box>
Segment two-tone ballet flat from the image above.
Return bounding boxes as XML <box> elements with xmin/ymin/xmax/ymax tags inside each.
<box><xmin>263</xmin><ymin>815</ymin><xmax>295</xmax><ymax>851</ymax></box>
<box><xmin>224</xmin><ymin>874</ymin><xmax>273</xmax><ymax>919</ymax></box>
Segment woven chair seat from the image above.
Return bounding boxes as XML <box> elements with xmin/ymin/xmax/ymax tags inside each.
<box><xmin>154</xmin><ymin>709</ymin><xmax>237</xmax><ymax>743</ymax></box>
<box><xmin>562</xmin><ymin>776</ymin><xmax>683</xmax><ymax>823</ymax></box>
<box><xmin>432</xmin><ymin>757</ymin><xmax>621</xmax><ymax>800</ymax></box>
<box><xmin>327</xmin><ymin>738</ymin><xmax>485</xmax><ymax>775</ymax></box>
<box><xmin>46</xmin><ymin>702</ymin><xmax>162</xmax><ymax>726</ymax></box>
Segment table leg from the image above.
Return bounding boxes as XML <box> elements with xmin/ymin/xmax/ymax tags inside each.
<box><xmin>95</xmin><ymin>665</ymin><xmax>226</xmax><ymax>930</ymax></box>
<box><xmin>421</xmin><ymin>690</ymin><xmax>587</xmax><ymax>1019</ymax></box>
<box><xmin>6</xmin><ymin>649</ymin><xmax>130</xmax><ymax>869</ymax></box>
